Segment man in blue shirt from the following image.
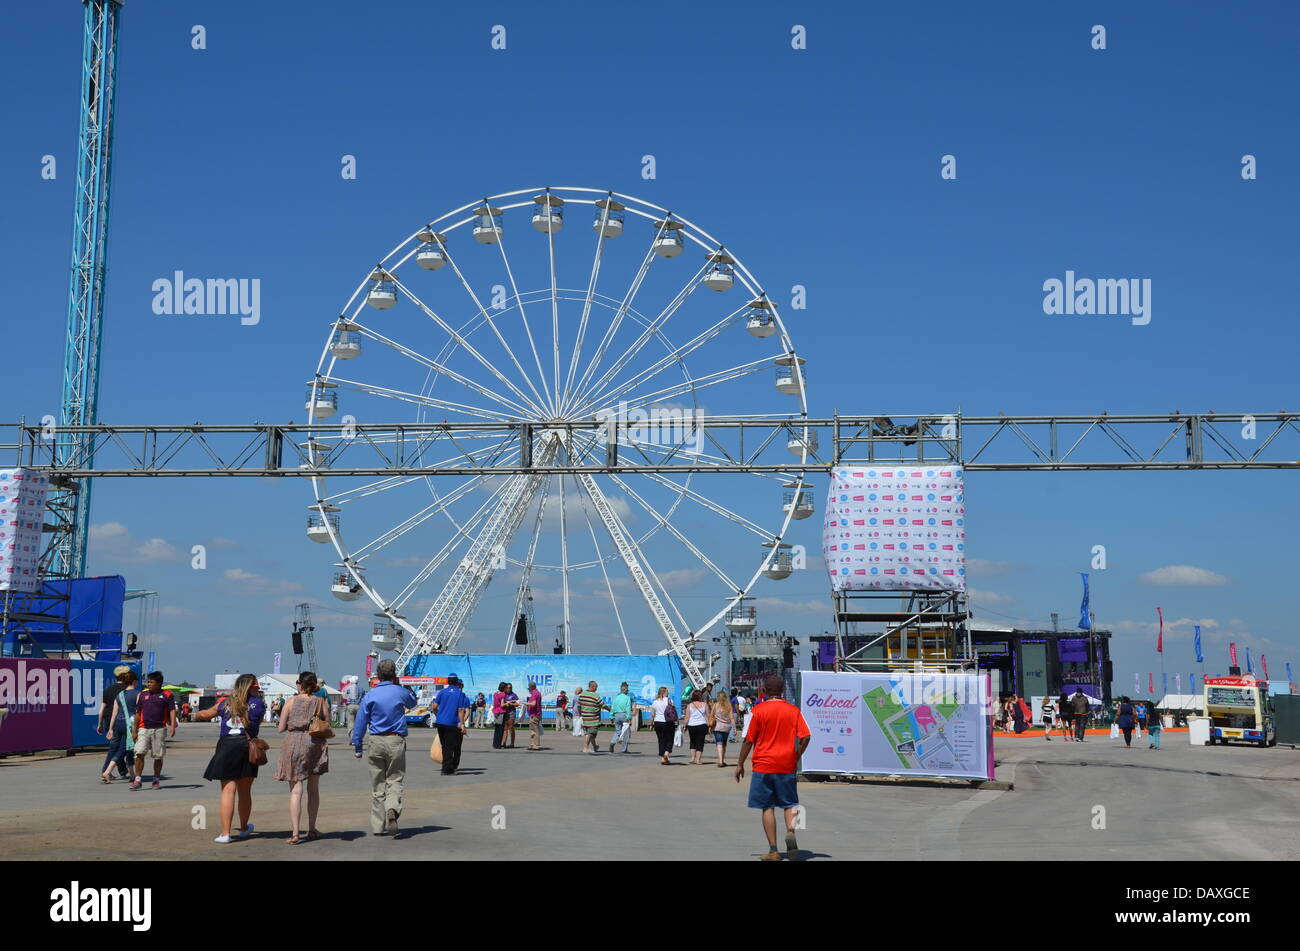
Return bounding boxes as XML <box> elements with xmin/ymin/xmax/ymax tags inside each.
<box><xmin>431</xmin><ymin>675</ymin><xmax>471</xmax><ymax>775</ymax></box>
<box><xmin>351</xmin><ymin>659</ymin><xmax>418</xmax><ymax>836</ymax></box>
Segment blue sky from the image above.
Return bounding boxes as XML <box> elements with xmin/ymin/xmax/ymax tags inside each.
<box><xmin>2</xmin><ymin>0</ymin><xmax>1296</xmax><ymax>690</ymax></box>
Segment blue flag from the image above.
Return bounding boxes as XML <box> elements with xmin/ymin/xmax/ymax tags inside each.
<box><xmin>1162</xmin><ymin>672</ymin><xmax>1168</xmax><ymax>695</ymax></box>
<box><xmin>1079</xmin><ymin>573</ymin><xmax>1091</xmax><ymax>629</ymax></box>
<box><xmin>1189</xmin><ymin>673</ymin><xmax>1196</xmax><ymax>692</ymax></box>
<box><xmin>1194</xmin><ymin>624</ymin><xmax>1203</xmax><ymax>664</ymax></box>
<box><xmin>1246</xmin><ymin>648</ymin><xmax>1253</xmax><ymax>673</ymax></box>
<box><xmin>1288</xmin><ymin>663</ymin><xmax>1294</xmax><ymax>684</ymax></box>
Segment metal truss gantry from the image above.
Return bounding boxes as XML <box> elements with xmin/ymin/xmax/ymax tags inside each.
<box><xmin>5</xmin><ymin>412</ymin><xmax>1297</xmax><ymax>477</ymax></box>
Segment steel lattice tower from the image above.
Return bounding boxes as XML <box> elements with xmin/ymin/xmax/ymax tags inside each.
<box><xmin>47</xmin><ymin>0</ymin><xmax>124</xmax><ymax>579</ymax></box>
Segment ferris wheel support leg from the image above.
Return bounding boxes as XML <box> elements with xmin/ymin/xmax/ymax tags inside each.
<box><xmin>573</xmin><ymin>472</ymin><xmax>706</xmax><ymax>689</ymax></box>
<box><xmin>397</xmin><ymin>445</ymin><xmax>555</xmax><ymax>672</ymax></box>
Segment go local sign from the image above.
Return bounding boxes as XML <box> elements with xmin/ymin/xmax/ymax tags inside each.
<box><xmin>800</xmin><ymin>670</ymin><xmax>993</xmax><ymax>780</ymax></box>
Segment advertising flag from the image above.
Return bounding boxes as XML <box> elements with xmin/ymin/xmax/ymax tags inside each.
<box><xmin>1189</xmin><ymin>673</ymin><xmax>1196</xmax><ymax>692</ymax></box>
<box><xmin>1261</xmin><ymin>654</ymin><xmax>1268</xmax><ymax>681</ymax></box>
<box><xmin>1229</xmin><ymin>643</ymin><xmax>1238</xmax><ymax>667</ymax></box>
<box><xmin>1194</xmin><ymin>624</ymin><xmax>1203</xmax><ymax>663</ymax></box>
<box><xmin>273</xmin><ymin>652</ymin><xmax>282</xmax><ymax>674</ymax></box>
<box><xmin>1134</xmin><ymin>672</ymin><xmax>1140</xmax><ymax>694</ymax></box>
<box><xmin>1175</xmin><ymin>673</ymin><xmax>1181</xmax><ymax>693</ymax></box>
<box><xmin>1079</xmin><ymin>573</ymin><xmax>1091</xmax><ymax>629</ymax></box>
<box><xmin>1156</xmin><ymin>607</ymin><xmax>1163</xmax><ymax>653</ymax></box>
<box><xmin>1246</xmin><ymin>648</ymin><xmax>1253</xmax><ymax>673</ymax></box>
<box><xmin>147</xmin><ymin>651</ymin><xmax>156</xmax><ymax>673</ymax></box>
<box><xmin>1148</xmin><ymin>672</ymin><xmax>1154</xmax><ymax>694</ymax></box>
<box><xmin>1287</xmin><ymin>662</ymin><xmax>1293</xmax><ymax>684</ymax></box>
<box><xmin>1162</xmin><ymin>672</ymin><xmax>1168</xmax><ymax>695</ymax></box>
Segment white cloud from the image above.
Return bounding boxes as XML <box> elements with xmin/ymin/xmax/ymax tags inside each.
<box><xmin>222</xmin><ymin>568</ymin><xmax>303</xmax><ymax>595</ymax></box>
<box><xmin>756</xmin><ymin>596</ymin><xmax>831</xmax><ymax>617</ymax></box>
<box><xmin>88</xmin><ymin>521</ymin><xmax>184</xmax><ymax>564</ymax></box>
<box><xmin>1111</xmin><ymin>617</ymin><xmax>1219</xmax><ymax>638</ymax></box>
<box><xmin>968</xmin><ymin>587</ymin><xmax>1015</xmax><ymax>608</ymax></box>
<box><xmin>159</xmin><ymin>605</ymin><xmax>197</xmax><ymax>619</ymax></box>
<box><xmin>966</xmin><ymin>558</ymin><xmax>1020</xmax><ymax>578</ymax></box>
<box><xmin>1138</xmin><ymin>565</ymin><xmax>1230</xmax><ymax>587</ymax></box>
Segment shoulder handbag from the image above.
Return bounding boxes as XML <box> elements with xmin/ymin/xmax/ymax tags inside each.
<box><xmin>241</xmin><ymin>702</ymin><xmax>270</xmax><ymax>765</ymax></box>
<box><xmin>308</xmin><ymin>696</ymin><xmax>336</xmax><ymax>740</ymax></box>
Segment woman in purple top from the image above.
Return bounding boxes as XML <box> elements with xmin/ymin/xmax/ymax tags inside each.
<box><xmin>197</xmin><ymin>673</ymin><xmax>266</xmax><ymax>843</ymax></box>
<box><xmin>503</xmin><ymin>683</ymin><xmax>520</xmax><ymax>748</ymax></box>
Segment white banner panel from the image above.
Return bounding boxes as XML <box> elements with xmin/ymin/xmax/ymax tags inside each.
<box><xmin>801</xmin><ymin>670</ymin><xmax>993</xmax><ymax>780</ymax></box>
<box><xmin>823</xmin><ymin>464</ymin><xmax>966</xmax><ymax>592</ymax></box>
<box><xmin>0</xmin><ymin>468</ymin><xmax>50</xmax><ymax>593</ymax></box>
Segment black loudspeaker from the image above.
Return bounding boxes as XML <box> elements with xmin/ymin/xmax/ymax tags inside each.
<box><xmin>514</xmin><ymin>615</ymin><xmax>528</xmax><ymax>645</ymax></box>
<box><xmin>292</xmin><ymin>630</ymin><xmax>304</xmax><ymax>655</ymax></box>
<box><xmin>1229</xmin><ymin>666</ymin><xmax>1242</xmax><ymax>676</ymax></box>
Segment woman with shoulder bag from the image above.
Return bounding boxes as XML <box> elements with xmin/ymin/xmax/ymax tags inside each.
<box><xmin>274</xmin><ymin>670</ymin><xmax>332</xmax><ymax>844</ymax></box>
<box><xmin>197</xmin><ymin>673</ymin><xmax>266</xmax><ymax>843</ymax></box>
<box><xmin>650</xmin><ymin>686</ymin><xmax>676</xmax><ymax>765</ymax></box>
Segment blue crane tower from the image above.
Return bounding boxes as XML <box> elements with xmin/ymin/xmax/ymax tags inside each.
<box><xmin>47</xmin><ymin>0</ymin><xmax>124</xmax><ymax>579</ymax></box>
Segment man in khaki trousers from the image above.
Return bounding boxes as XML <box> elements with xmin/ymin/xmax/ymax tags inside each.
<box><xmin>351</xmin><ymin>660</ymin><xmax>418</xmax><ymax>836</ymax></box>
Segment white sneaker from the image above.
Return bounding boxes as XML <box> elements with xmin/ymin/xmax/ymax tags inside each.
<box><xmin>214</xmin><ymin>834</ymin><xmax>232</xmax><ymax>844</ymax></box>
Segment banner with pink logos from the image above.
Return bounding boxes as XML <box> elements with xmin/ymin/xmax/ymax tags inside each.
<box><xmin>822</xmin><ymin>465</ymin><xmax>966</xmax><ymax>592</ymax></box>
<box><xmin>0</xmin><ymin>468</ymin><xmax>50</xmax><ymax>593</ymax></box>
<box><xmin>801</xmin><ymin>670</ymin><xmax>993</xmax><ymax>780</ymax></box>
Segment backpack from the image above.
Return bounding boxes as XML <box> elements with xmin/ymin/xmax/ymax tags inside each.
<box><xmin>664</xmin><ymin>699</ymin><xmax>678</xmax><ymax>724</ymax></box>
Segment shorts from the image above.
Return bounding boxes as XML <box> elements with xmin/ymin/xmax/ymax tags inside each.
<box><xmin>748</xmin><ymin>771</ymin><xmax>799</xmax><ymax>810</ymax></box>
<box><xmin>135</xmin><ymin>727</ymin><xmax>168</xmax><ymax>760</ymax></box>
<box><xmin>714</xmin><ymin>730</ymin><xmax>730</xmax><ymax>747</ymax></box>
<box><xmin>582</xmin><ymin>725</ymin><xmax>600</xmax><ymax>739</ymax></box>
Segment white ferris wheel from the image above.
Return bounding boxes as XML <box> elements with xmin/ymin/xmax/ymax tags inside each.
<box><xmin>303</xmin><ymin>186</ymin><xmax>813</xmax><ymax>685</ymax></box>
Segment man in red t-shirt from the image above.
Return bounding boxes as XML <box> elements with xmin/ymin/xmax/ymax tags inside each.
<box><xmin>735</xmin><ymin>674</ymin><xmax>810</xmax><ymax>861</ymax></box>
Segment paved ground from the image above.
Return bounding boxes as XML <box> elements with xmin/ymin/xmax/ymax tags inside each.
<box><xmin>1</xmin><ymin>724</ymin><xmax>1296</xmax><ymax>860</ymax></box>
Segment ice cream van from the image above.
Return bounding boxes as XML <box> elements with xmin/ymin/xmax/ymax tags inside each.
<box><xmin>1204</xmin><ymin>674</ymin><xmax>1275</xmax><ymax>747</ymax></box>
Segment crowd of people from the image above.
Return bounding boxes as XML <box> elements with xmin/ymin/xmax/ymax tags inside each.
<box><xmin>94</xmin><ymin>662</ymin><xmax>810</xmax><ymax>858</ymax></box>
<box><xmin>993</xmin><ymin>688</ymin><xmax>1170</xmax><ymax>749</ymax></box>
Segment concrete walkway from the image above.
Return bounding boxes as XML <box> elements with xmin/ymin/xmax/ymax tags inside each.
<box><xmin>1</xmin><ymin>723</ymin><xmax>1295</xmax><ymax>860</ymax></box>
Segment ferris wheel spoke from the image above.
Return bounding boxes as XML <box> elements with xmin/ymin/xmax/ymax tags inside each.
<box><xmin>351</xmin><ymin>465</ymin><xmax>510</xmax><ymax>561</ymax></box>
<box><xmin>587</xmin><ymin>356</ymin><xmax>772</xmax><ymax>419</ymax></box>
<box><xmin>574</xmin><ymin>304</ymin><xmax>750</xmax><ymax>416</ymax></box>
<box><xmin>322</xmin><ymin>439</ymin><xmax>516</xmax><ymax>509</ymax></box>
<box><xmin>389</xmin><ymin>468</ymin><xmax>528</xmax><ymax>611</ymax></box>
<box><xmin>490</xmin><ymin>228</ymin><xmax>555</xmax><ymax>415</ymax></box>
<box><xmin>569</xmin><ymin>259</ymin><xmax>709</xmax><ymax>414</ymax></box>
<box><xmin>607</xmin><ymin>473</ymin><xmax>739</xmax><ymax>593</ymax></box>
<box><xmin>388</xmin><ymin>271</ymin><xmax>549</xmax><ymax>418</ymax></box>
<box><xmin>434</xmin><ymin>246</ymin><xmax>550</xmax><ymax>415</ymax></box>
<box><xmin>565</xmin><ymin>220</ymin><xmax>668</xmax><ymax>415</ymax></box>
<box><xmin>573</xmin><ymin>471</ymin><xmax>694</xmax><ymax>657</ymax></box>
<box><xmin>560</xmin><ymin>203</ymin><xmax>614</xmax><ymax>416</ymax></box>
<box><xmin>641</xmin><ymin>471</ymin><xmax>773</xmax><ymax>540</ymax></box>
<box><xmin>557</xmin><ymin>471</ymin><xmax>572</xmax><ymax>653</ymax></box>
<box><xmin>345</xmin><ymin>320</ymin><xmax>535</xmax><ymax>419</ymax></box>
<box><xmin>545</xmin><ymin>195</ymin><xmax>563</xmax><ymax>422</ymax></box>
<box><xmin>326</xmin><ymin>375</ymin><xmax>520</xmax><ymax>423</ymax></box>
<box><xmin>574</xmin><ymin>483</ymin><xmax>630</xmax><ymax>654</ymax></box>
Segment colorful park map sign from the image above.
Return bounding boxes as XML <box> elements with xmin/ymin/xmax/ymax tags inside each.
<box><xmin>800</xmin><ymin>671</ymin><xmax>993</xmax><ymax>780</ymax></box>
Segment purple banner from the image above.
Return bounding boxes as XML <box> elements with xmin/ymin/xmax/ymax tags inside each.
<box><xmin>0</xmin><ymin>659</ymin><xmax>75</xmax><ymax>754</ymax></box>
